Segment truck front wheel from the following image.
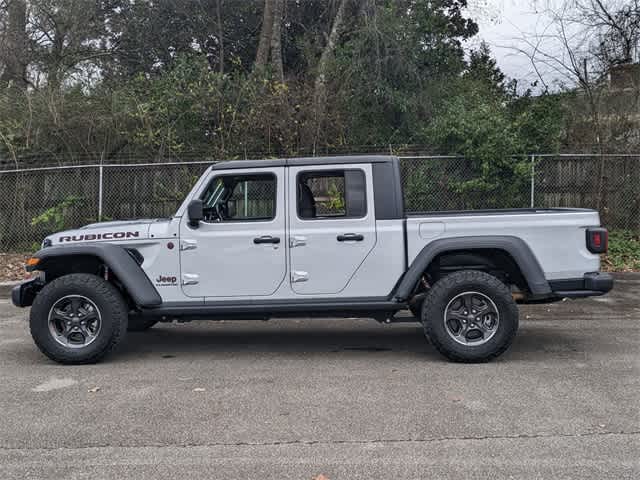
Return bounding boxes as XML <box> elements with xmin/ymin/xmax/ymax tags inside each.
<box><xmin>29</xmin><ymin>274</ymin><xmax>128</xmax><ymax>364</ymax></box>
<box><xmin>421</xmin><ymin>270</ymin><xmax>519</xmax><ymax>362</ymax></box>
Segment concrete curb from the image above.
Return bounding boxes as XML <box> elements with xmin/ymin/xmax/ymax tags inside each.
<box><xmin>0</xmin><ymin>281</ymin><xmax>19</xmax><ymax>299</ymax></box>
<box><xmin>611</xmin><ymin>272</ymin><xmax>640</xmax><ymax>281</ymax></box>
<box><xmin>0</xmin><ymin>272</ymin><xmax>638</xmax><ymax>300</ymax></box>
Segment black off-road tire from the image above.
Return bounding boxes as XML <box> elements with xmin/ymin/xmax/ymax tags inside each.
<box><xmin>29</xmin><ymin>274</ymin><xmax>128</xmax><ymax>364</ymax></box>
<box><xmin>421</xmin><ymin>270</ymin><xmax>519</xmax><ymax>363</ymax></box>
<box><xmin>127</xmin><ymin>316</ymin><xmax>158</xmax><ymax>332</ymax></box>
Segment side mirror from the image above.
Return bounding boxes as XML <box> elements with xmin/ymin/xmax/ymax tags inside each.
<box><xmin>187</xmin><ymin>199</ymin><xmax>204</xmax><ymax>227</ymax></box>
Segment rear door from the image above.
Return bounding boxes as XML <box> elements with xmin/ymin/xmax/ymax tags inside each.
<box><xmin>287</xmin><ymin>163</ymin><xmax>376</xmax><ymax>295</ymax></box>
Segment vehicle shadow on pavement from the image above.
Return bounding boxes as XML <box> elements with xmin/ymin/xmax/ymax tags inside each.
<box><xmin>106</xmin><ymin>320</ymin><xmax>590</xmax><ymax>364</ymax></box>
<box><xmin>117</xmin><ymin>322</ymin><xmax>434</xmax><ymax>358</ymax></box>
<box><xmin>5</xmin><ymin>316</ymin><xmax>603</xmax><ymax>366</ymax></box>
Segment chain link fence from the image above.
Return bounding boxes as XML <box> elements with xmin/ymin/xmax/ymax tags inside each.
<box><xmin>0</xmin><ymin>155</ymin><xmax>638</xmax><ymax>251</ymax></box>
<box><xmin>400</xmin><ymin>154</ymin><xmax>640</xmax><ymax>230</ymax></box>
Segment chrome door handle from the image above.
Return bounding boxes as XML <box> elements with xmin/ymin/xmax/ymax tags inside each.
<box><xmin>182</xmin><ymin>273</ymin><xmax>200</xmax><ymax>286</ymax></box>
<box><xmin>180</xmin><ymin>239</ymin><xmax>198</xmax><ymax>251</ymax></box>
<box><xmin>337</xmin><ymin>233</ymin><xmax>364</xmax><ymax>242</ymax></box>
<box><xmin>291</xmin><ymin>271</ymin><xmax>309</xmax><ymax>283</ymax></box>
<box><xmin>290</xmin><ymin>236</ymin><xmax>307</xmax><ymax>248</ymax></box>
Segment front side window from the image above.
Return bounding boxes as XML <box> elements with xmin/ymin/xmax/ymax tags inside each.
<box><xmin>297</xmin><ymin>169</ymin><xmax>367</xmax><ymax>220</ymax></box>
<box><xmin>201</xmin><ymin>173</ymin><xmax>276</xmax><ymax>222</ymax></box>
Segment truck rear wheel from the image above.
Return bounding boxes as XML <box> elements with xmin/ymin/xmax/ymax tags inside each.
<box><xmin>421</xmin><ymin>270</ymin><xmax>519</xmax><ymax>362</ymax></box>
<box><xmin>29</xmin><ymin>274</ymin><xmax>128</xmax><ymax>364</ymax></box>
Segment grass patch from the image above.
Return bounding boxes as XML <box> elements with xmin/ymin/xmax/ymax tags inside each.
<box><xmin>603</xmin><ymin>230</ymin><xmax>640</xmax><ymax>272</ymax></box>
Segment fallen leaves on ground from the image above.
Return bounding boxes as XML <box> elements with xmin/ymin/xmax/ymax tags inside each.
<box><xmin>602</xmin><ymin>254</ymin><xmax>639</xmax><ymax>273</ymax></box>
<box><xmin>0</xmin><ymin>253</ymin><xmax>31</xmax><ymax>282</ymax></box>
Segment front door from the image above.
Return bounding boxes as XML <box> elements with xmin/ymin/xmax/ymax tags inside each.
<box><xmin>287</xmin><ymin>163</ymin><xmax>376</xmax><ymax>295</ymax></box>
<box><xmin>180</xmin><ymin>167</ymin><xmax>287</xmax><ymax>298</ymax></box>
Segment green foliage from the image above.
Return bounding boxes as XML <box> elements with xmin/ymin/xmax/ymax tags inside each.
<box><xmin>605</xmin><ymin>230</ymin><xmax>640</xmax><ymax>271</ymax></box>
<box><xmin>423</xmin><ymin>87</ymin><xmax>528</xmax><ymax>208</ymax></box>
<box><xmin>326</xmin><ymin>181</ymin><xmax>346</xmax><ymax>213</ymax></box>
<box><xmin>327</xmin><ymin>0</ymin><xmax>478</xmax><ymax>146</ymax></box>
<box><xmin>120</xmin><ymin>55</ymin><xmax>305</xmax><ymax>158</ymax></box>
<box><xmin>0</xmin><ymin>83</ymin><xmax>133</xmax><ymax>164</ymax></box>
<box><xmin>511</xmin><ymin>93</ymin><xmax>566</xmax><ymax>153</ymax></box>
<box><xmin>31</xmin><ymin>196</ymin><xmax>86</xmax><ymax>231</ymax></box>
<box><xmin>0</xmin><ymin>0</ymin><xmax>568</xmax><ymax>177</ymax></box>
<box><xmin>465</xmin><ymin>41</ymin><xmax>508</xmax><ymax>97</ymax></box>
<box><xmin>412</xmin><ymin>57</ymin><xmax>565</xmax><ymax>209</ymax></box>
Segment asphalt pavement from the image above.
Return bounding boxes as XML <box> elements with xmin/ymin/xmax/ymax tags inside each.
<box><xmin>1</xmin><ymin>275</ymin><xmax>638</xmax><ymax>479</ymax></box>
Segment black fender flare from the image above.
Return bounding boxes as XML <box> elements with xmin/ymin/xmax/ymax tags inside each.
<box><xmin>31</xmin><ymin>243</ymin><xmax>162</xmax><ymax>307</ymax></box>
<box><xmin>393</xmin><ymin>236</ymin><xmax>551</xmax><ymax>301</ymax></box>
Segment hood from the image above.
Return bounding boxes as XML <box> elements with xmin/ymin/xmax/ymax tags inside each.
<box><xmin>80</xmin><ymin>219</ymin><xmax>161</xmax><ymax>229</ymax></box>
<box><xmin>44</xmin><ymin>218</ymin><xmax>166</xmax><ymax>247</ymax></box>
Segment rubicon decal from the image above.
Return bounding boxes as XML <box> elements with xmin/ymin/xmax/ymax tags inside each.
<box><xmin>155</xmin><ymin>275</ymin><xmax>177</xmax><ymax>286</ymax></box>
<box><xmin>58</xmin><ymin>231</ymin><xmax>140</xmax><ymax>242</ymax></box>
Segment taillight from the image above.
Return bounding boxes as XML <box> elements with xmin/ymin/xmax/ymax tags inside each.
<box><xmin>586</xmin><ymin>228</ymin><xmax>608</xmax><ymax>254</ymax></box>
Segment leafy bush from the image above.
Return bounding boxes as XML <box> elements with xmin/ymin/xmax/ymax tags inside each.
<box><xmin>414</xmin><ymin>78</ymin><xmax>565</xmax><ymax>210</ymax></box>
<box><xmin>604</xmin><ymin>230</ymin><xmax>640</xmax><ymax>271</ymax></box>
<box><xmin>422</xmin><ymin>89</ymin><xmax>528</xmax><ymax>208</ymax></box>
<box><xmin>31</xmin><ymin>196</ymin><xmax>86</xmax><ymax>232</ymax></box>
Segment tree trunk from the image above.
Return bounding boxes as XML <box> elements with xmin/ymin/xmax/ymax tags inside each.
<box><xmin>1</xmin><ymin>0</ymin><xmax>28</xmax><ymax>88</ymax></box>
<box><xmin>312</xmin><ymin>0</ymin><xmax>349</xmax><ymax>149</ymax></box>
<box><xmin>216</xmin><ymin>0</ymin><xmax>224</xmax><ymax>74</ymax></box>
<box><xmin>269</xmin><ymin>0</ymin><xmax>285</xmax><ymax>83</ymax></box>
<box><xmin>254</xmin><ymin>0</ymin><xmax>275</xmax><ymax>71</ymax></box>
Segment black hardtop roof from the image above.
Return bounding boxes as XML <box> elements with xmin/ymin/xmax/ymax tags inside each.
<box><xmin>211</xmin><ymin>155</ymin><xmax>397</xmax><ymax>170</ymax></box>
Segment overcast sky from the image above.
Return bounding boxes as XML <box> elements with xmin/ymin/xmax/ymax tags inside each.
<box><xmin>472</xmin><ymin>0</ymin><xmax>564</xmax><ymax>90</ymax></box>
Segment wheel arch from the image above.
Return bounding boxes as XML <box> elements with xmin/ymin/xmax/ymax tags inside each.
<box><xmin>394</xmin><ymin>236</ymin><xmax>551</xmax><ymax>301</ymax></box>
<box><xmin>30</xmin><ymin>244</ymin><xmax>162</xmax><ymax>308</ymax></box>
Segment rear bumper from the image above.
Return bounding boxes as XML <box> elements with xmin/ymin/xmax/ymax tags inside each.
<box><xmin>11</xmin><ymin>278</ymin><xmax>42</xmax><ymax>308</ymax></box>
<box><xmin>549</xmin><ymin>272</ymin><xmax>614</xmax><ymax>298</ymax></box>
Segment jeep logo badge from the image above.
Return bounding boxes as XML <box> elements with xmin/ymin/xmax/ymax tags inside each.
<box><xmin>155</xmin><ymin>275</ymin><xmax>177</xmax><ymax>286</ymax></box>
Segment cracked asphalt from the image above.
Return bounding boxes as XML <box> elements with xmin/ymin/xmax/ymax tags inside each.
<box><xmin>1</xmin><ymin>275</ymin><xmax>638</xmax><ymax>479</ymax></box>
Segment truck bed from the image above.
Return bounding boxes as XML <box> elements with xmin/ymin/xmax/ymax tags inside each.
<box><xmin>405</xmin><ymin>208</ymin><xmax>602</xmax><ymax>281</ymax></box>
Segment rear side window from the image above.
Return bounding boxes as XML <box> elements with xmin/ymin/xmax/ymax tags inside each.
<box><xmin>297</xmin><ymin>170</ymin><xmax>367</xmax><ymax>220</ymax></box>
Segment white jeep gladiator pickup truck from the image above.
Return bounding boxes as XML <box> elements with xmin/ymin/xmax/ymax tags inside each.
<box><xmin>12</xmin><ymin>155</ymin><xmax>613</xmax><ymax>364</ymax></box>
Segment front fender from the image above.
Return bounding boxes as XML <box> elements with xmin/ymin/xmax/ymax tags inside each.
<box><xmin>30</xmin><ymin>243</ymin><xmax>162</xmax><ymax>307</ymax></box>
<box><xmin>394</xmin><ymin>236</ymin><xmax>551</xmax><ymax>301</ymax></box>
